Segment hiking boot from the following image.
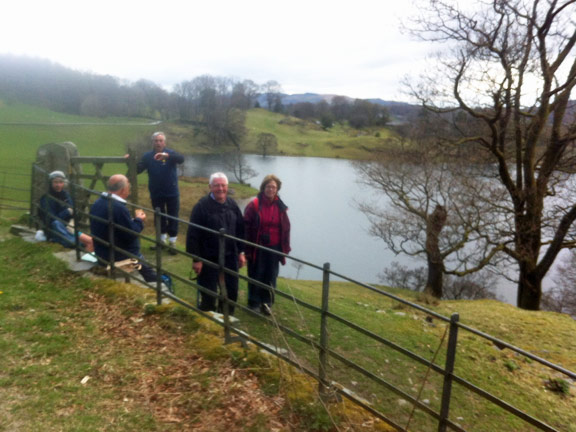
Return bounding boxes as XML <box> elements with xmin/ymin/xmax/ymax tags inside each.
<box><xmin>168</xmin><ymin>244</ymin><xmax>178</xmax><ymax>255</ymax></box>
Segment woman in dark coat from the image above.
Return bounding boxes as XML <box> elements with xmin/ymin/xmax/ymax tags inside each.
<box><xmin>244</xmin><ymin>174</ymin><xmax>291</xmax><ymax>315</ymax></box>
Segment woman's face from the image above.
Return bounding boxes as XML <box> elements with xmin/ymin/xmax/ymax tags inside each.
<box><xmin>51</xmin><ymin>178</ymin><xmax>65</xmax><ymax>193</ymax></box>
<box><xmin>264</xmin><ymin>181</ymin><xmax>278</xmax><ymax>200</ymax></box>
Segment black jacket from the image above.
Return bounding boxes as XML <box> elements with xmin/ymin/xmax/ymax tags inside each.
<box><xmin>186</xmin><ymin>194</ymin><xmax>245</xmax><ymax>260</ymax></box>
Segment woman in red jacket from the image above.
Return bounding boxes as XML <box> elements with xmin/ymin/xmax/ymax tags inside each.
<box><xmin>244</xmin><ymin>174</ymin><xmax>291</xmax><ymax>315</ymax></box>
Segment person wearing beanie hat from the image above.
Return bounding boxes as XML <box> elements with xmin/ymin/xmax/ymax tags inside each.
<box><xmin>38</xmin><ymin>171</ymin><xmax>94</xmax><ymax>252</ymax></box>
<box><xmin>48</xmin><ymin>170</ymin><xmax>67</xmax><ymax>181</ymax></box>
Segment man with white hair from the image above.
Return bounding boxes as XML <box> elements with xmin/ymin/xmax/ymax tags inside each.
<box><xmin>90</xmin><ymin>174</ymin><xmax>157</xmax><ymax>282</ymax></box>
<box><xmin>186</xmin><ymin>172</ymin><xmax>246</xmax><ymax>314</ymax></box>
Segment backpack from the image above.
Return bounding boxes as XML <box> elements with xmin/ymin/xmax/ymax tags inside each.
<box><xmin>161</xmin><ymin>274</ymin><xmax>174</xmax><ymax>293</ymax></box>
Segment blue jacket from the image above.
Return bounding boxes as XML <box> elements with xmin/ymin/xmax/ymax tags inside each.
<box><xmin>38</xmin><ymin>190</ymin><xmax>73</xmax><ymax>241</ymax></box>
<box><xmin>90</xmin><ymin>193</ymin><xmax>143</xmax><ymax>262</ymax></box>
<box><xmin>137</xmin><ymin>149</ymin><xmax>184</xmax><ymax>198</ymax></box>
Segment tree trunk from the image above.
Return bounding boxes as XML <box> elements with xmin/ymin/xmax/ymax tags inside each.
<box><xmin>515</xmin><ymin>209</ymin><xmax>544</xmax><ymax>310</ymax></box>
<box><xmin>424</xmin><ymin>205</ymin><xmax>447</xmax><ymax>298</ymax></box>
<box><xmin>425</xmin><ymin>256</ymin><xmax>444</xmax><ymax>298</ymax></box>
<box><xmin>517</xmin><ymin>264</ymin><xmax>543</xmax><ymax>310</ymax></box>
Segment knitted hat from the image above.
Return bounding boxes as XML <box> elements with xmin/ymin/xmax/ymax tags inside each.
<box><xmin>48</xmin><ymin>170</ymin><xmax>67</xmax><ymax>181</ymax></box>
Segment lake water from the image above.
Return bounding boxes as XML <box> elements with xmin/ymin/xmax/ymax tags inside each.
<box><xmin>183</xmin><ymin>154</ymin><xmax>523</xmax><ymax>303</ymax></box>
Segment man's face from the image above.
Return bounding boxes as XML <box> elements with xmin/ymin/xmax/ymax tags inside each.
<box><xmin>210</xmin><ymin>178</ymin><xmax>228</xmax><ymax>203</ymax></box>
<box><xmin>153</xmin><ymin>135</ymin><xmax>166</xmax><ymax>153</ymax></box>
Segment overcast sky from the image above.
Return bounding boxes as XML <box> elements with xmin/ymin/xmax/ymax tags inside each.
<box><xmin>1</xmin><ymin>0</ymin><xmax>434</xmax><ymax>101</ymax></box>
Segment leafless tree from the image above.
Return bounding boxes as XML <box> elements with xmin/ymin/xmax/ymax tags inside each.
<box><xmin>355</xmin><ymin>138</ymin><xmax>506</xmax><ymax>298</ymax></box>
<box><xmin>262</xmin><ymin>80</ymin><xmax>283</xmax><ymax>112</ymax></box>
<box><xmin>406</xmin><ymin>0</ymin><xmax>576</xmax><ymax>309</ymax></box>
<box><xmin>541</xmin><ymin>251</ymin><xmax>576</xmax><ymax>316</ymax></box>
<box><xmin>221</xmin><ymin>150</ymin><xmax>257</xmax><ymax>185</ymax></box>
<box><xmin>256</xmin><ymin>133</ymin><xmax>278</xmax><ymax>157</ymax></box>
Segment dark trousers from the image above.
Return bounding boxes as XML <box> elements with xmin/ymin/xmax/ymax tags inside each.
<box><xmin>247</xmin><ymin>245</ymin><xmax>281</xmax><ymax>309</ymax></box>
<box><xmin>137</xmin><ymin>254</ymin><xmax>158</xmax><ymax>282</ymax></box>
<box><xmin>197</xmin><ymin>254</ymin><xmax>239</xmax><ymax>315</ymax></box>
<box><xmin>151</xmin><ymin>195</ymin><xmax>180</xmax><ymax>237</ymax></box>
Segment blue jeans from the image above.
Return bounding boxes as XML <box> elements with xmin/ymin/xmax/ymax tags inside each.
<box><xmin>49</xmin><ymin>220</ymin><xmax>75</xmax><ymax>248</ymax></box>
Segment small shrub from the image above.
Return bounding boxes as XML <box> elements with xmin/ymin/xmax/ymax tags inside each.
<box><xmin>504</xmin><ymin>360</ymin><xmax>519</xmax><ymax>372</ymax></box>
<box><xmin>545</xmin><ymin>378</ymin><xmax>571</xmax><ymax>395</ymax></box>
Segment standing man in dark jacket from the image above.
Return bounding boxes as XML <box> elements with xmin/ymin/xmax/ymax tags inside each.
<box><xmin>90</xmin><ymin>174</ymin><xmax>156</xmax><ymax>282</ymax></box>
<box><xmin>137</xmin><ymin>131</ymin><xmax>184</xmax><ymax>254</ymax></box>
<box><xmin>186</xmin><ymin>172</ymin><xmax>246</xmax><ymax>314</ymax></box>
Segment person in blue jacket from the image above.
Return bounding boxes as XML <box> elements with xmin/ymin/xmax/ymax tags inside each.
<box><xmin>38</xmin><ymin>170</ymin><xmax>93</xmax><ymax>252</ymax></box>
<box><xmin>137</xmin><ymin>132</ymin><xmax>184</xmax><ymax>254</ymax></box>
<box><xmin>89</xmin><ymin>174</ymin><xmax>156</xmax><ymax>282</ymax></box>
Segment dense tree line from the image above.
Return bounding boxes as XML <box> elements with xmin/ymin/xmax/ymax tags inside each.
<box><xmin>285</xmin><ymin>96</ymin><xmax>390</xmax><ymax>129</ymax></box>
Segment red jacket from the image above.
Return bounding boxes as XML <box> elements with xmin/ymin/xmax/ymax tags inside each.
<box><xmin>244</xmin><ymin>193</ymin><xmax>291</xmax><ymax>264</ymax></box>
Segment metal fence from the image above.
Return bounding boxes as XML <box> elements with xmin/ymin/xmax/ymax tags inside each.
<box><xmin>29</xmin><ymin>164</ymin><xmax>576</xmax><ymax>432</ymax></box>
<box><xmin>0</xmin><ymin>167</ymin><xmax>31</xmax><ymax>213</ymax></box>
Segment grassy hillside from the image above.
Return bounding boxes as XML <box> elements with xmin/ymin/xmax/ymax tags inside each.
<box><xmin>0</xmin><ymin>101</ymin><xmax>396</xmax><ymax>166</ymax></box>
<box><xmin>0</xmin><ymin>100</ymin><xmax>150</xmax><ymax>124</ymax></box>
<box><xmin>1</xmin><ymin>226</ymin><xmax>575</xmax><ymax>431</ymax></box>
<box><xmin>244</xmin><ymin>108</ymin><xmax>395</xmax><ymax>159</ymax></box>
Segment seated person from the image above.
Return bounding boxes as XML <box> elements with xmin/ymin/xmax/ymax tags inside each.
<box><xmin>89</xmin><ymin>174</ymin><xmax>157</xmax><ymax>282</ymax></box>
<box><xmin>38</xmin><ymin>170</ymin><xmax>94</xmax><ymax>252</ymax></box>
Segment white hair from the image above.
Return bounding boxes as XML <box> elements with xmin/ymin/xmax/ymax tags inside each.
<box><xmin>151</xmin><ymin>131</ymin><xmax>166</xmax><ymax>141</ymax></box>
<box><xmin>209</xmin><ymin>172</ymin><xmax>228</xmax><ymax>186</ymax></box>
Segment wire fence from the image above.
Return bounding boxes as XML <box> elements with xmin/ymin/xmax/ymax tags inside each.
<box><xmin>21</xmin><ymin>164</ymin><xmax>576</xmax><ymax>431</ymax></box>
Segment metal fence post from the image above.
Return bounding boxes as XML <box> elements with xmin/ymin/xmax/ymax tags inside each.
<box><xmin>126</xmin><ymin>154</ymin><xmax>138</xmax><ymax>206</ymax></box>
<box><xmin>155</xmin><ymin>207</ymin><xmax>163</xmax><ymax>305</ymax></box>
<box><xmin>438</xmin><ymin>313</ymin><xmax>460</xmax><ymax>432</ymax></box>
<box><xmin>218</xmin><ymin>228</ymin><xmax>232</xmax><ymax>342</ymax></box>
<box><xmin>318</xmin><ymin>262</ymin><xmax>331</xmax><ymax>397</ymax></box>
<box><xmin>107</xmin><ymin>196</ymin><xmax>115</xmax><ymax>278</ymax></box>
<box><xmin>29</xmin><ymin>164</ymin><xmax>37</xmax><ymax>228</ymax></box>
<box><xmin>70</xmin><ymin>180</ymin><xmax>81</xmax><ymax>261</ymax></box>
